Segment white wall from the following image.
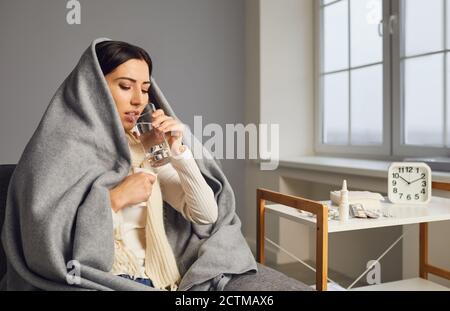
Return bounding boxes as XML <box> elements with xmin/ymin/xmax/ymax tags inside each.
<box><xmin>244</xmin><ymin>0</ymin><xmax>316</xmax><ymax>263</ymax></box>
<box><xmin>259</xmin><ymin>0</ymin><xmax>315</xmax><ymax>158</ymax></box>
<box><xmin>0</xmin><ymin>0</ymin><xmax>247</xmax><ymax>211</ymax></box>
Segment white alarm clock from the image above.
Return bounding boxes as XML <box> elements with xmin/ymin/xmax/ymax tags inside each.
<box><xmin>388</xmin><ymin>162</ymin><xmax>432</xmax><ymax>204</ymax></box>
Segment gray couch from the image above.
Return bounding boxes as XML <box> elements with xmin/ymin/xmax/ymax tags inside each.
<box><xmin>0</xmin><ymin>165</ymin><xmax>15</xmax><ymax>281</ymax></box>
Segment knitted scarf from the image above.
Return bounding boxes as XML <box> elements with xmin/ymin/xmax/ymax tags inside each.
<box><xmin>111</xmin><ymin>131</ymin><xmax>180</xmax><ymax>291</ymax></box>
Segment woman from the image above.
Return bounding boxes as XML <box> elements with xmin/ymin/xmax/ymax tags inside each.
<box><xmin>95</xmin><ymin>41</ymin><xmax>218</xmax><ymax>291</ymax></box>
<box><xmin>2</xmin><ymin>38</ymin><xmax>309</xmax><ymax>292</ymax></box>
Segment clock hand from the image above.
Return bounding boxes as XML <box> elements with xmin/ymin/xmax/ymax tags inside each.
<box><xmin>399</xmin><ymin>176</ymin><xmax>411</xmax><ymax>185</ymax></box>
<box><xmin>409</xmin><ymin>176</ymin><xmax>425</xmax><ymax>185</ymax></box>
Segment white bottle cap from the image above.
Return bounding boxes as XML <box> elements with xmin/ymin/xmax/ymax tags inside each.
<box><xmin>342</xmin><ymin>180</ymin><xmax>347</xmax><ymax>191</ymax></box>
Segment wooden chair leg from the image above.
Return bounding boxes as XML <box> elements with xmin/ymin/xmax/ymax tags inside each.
<box><xmin>419</xmin><ymin>223</ymin><xmax>428</xmax><ymax>279</ymax></box>
<box><xmin>316</xmin><ymin>205</ymin><xmax>328</xmax><ymax>291</ymax></box>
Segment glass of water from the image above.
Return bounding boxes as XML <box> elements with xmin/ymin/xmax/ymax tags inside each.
<box><xmin>133</xmin><ymin>103</ymin><xmax>172</xmax><ymax>167</ymax></box>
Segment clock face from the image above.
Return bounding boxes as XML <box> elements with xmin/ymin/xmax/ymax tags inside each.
<box><xmin>388</xmin><ymin>162</ymin><xmax>432</xmax><ymax>204</ymax></box>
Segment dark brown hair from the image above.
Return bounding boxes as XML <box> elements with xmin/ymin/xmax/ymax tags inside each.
<box><xmin>95</xmin><ymin>40</ymin><xmax>153</xmax><ymax>77</ymax></box>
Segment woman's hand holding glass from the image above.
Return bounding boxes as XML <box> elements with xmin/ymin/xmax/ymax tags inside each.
<box><xmin>134</xmin><ymin>105</ymin><xmax>185</xmax><ymax>167</ymax></box>
<box><xmin>149</xmin><ymin>109</ymin><xmax>184</xmax><ymax>155</ymax></box>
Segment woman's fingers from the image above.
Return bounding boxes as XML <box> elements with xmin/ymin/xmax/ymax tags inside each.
<box><xmin>151</xmin><ymin>109</ymin><xmax>165</xmax><ymax>119</ymax></box>
<box><xmin>151</xmin><ymin>114</ymin><xmax>171</xmax><ymax>128</ymax></box>
<box><xmin>158</xmin><ymin>119</ymin><xmax>180</xmax><ymax>132</ymax></box>
<box><xmin>153</xmin><ymin>116</ymin><xmax>183</xmax><ymax>131</ymax></box>
<box><xmin>149</xmin><ymin>110</ymin><xmax>184</xmax><ymax>141</ymax></box>
<box><xmin>145</xmin><ymin>173</ymin><xmax>157</xmax><ymax>184</ymax></box>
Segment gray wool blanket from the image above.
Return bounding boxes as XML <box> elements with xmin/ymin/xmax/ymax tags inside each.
<box><xmin>0</xmin><ymin>37</ymin><xmax>257</xmax><ymax>291</ymax></box>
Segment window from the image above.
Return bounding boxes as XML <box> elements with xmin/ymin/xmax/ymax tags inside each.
<box><xmin>317</xmin><ymin>0</ymin><xmax>450</xmax><ymax>158</ymax></box>
<box><xmin>395</xmin><ymin>0</ymin><xmax>450</xmax><ymax>156</ymax></box>
<box><xmin>318</xmin><ymin>0</ymin><xmax>387</xmax><ymax>156</ymax></box>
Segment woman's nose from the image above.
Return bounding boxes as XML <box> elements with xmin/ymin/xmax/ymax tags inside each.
<box><xmin>131</xmin><ymin>88</ymin><xmax>146</xmax><ymax>106</ymax></box>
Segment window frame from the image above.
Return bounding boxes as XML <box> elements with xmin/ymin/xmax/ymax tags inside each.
<box><xmin>392</xmin><ymin>0</ymin><xmax>450</xmax><ymax>158</ymax></box>
<box><xmin>315</xmin><ymin>0</ymin><xmax>450</xmax><ymax>160</ymax></box>
<box><xmin>315</xmin><ymin>0</ymin><xmax>392</xmax><ymax>158</ymax></box>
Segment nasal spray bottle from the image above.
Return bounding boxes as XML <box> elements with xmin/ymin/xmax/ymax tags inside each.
<box><xmin>339</xmin><ymin>180</ymin><xmax>349</xmax><ymax>222</ymax></box>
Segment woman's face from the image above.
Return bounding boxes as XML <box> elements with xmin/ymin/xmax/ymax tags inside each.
<box><xmin>105</xmin><ymin>59</ymin><xmax>150</xmax><ymax>132</ymax></box>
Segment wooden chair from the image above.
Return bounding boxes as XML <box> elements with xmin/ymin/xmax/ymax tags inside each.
<box><xmin>421</xmin><ymin>182</ymin><xmax>450</xmax><ymax>281</ymax></box>
<box><xmin>256</xmin><ymin>188</ymin><xmax>328</xmax><ymax>291</ymax></box>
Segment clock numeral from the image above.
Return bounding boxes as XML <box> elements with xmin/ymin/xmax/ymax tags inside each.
<box><xmin>421</xmin><ymin>173</ymin><xmax>426</xmax><ymax>179</ymax></box>
<box><xmin>392</xmin><ymin>180</ymin><xmax>397</xmax><ymax>186</ymax></box>
<box><xmin>421</xmin><ymin>188</ymin><xmax>426</xmax><ymax>194</ymax></box>
<box><xmin>399</xmin><ymin>167</ymin><xmax>413</xmax><ymax>173</ymax></box>
<box><xmin>421</xmin><ymin>181</ymin><xmax>427</xmax><ymax>187</ymax></box>
<box><xmin>399</xmin><ymin>193</ymin><xmax>403</xmax><ymax>199</ymax></box>
<box><xmin>415</xmin><ymin>194</ymin><xmax>420</xmax><ymax>200</ymax></box>
<box><xmin>407</xmin><ymin>194</ymin><xmax>412</xmax><ymax>200</ymax></box>
<box><xmin>393</xmin><ymin>188</ymin><xmax>398</xmax><ymax>194</ymax></box>
<box><xmin>392</xmin><ymin>173</ymin><xmax>400</xmax><ymax>179</ymax></box>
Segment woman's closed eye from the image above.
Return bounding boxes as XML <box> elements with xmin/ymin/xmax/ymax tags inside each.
<box><xmin>119</xmin><ymin>84</ymin><xmax>131</xmax><ymax>90</ymax></box>
<box><xmin>119</xmin><ymin>84</ymin><xmax>149</xmax><ymax>94</ymax></box>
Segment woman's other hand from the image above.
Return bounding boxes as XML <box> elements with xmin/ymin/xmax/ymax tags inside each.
<box><xmin>109</xmin><ymin>172</ymin><xmax>156</xmax><ymax>212</ymax></box>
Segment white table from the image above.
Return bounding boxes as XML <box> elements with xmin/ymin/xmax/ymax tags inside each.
<box><xmin>256</xmin><ymin>188</ymin><xmax>450</xmax><ymax>291</ymax></box>
<box><xmin>266</xmin><ymin>196</ymin><xmax>450</xmax><ymax>233</ymax></box>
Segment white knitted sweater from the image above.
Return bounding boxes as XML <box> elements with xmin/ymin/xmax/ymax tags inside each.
<box><xmin>110</xmin><ymin>131</ymin><xmax>218</xmax><ymax>291</ymax></box>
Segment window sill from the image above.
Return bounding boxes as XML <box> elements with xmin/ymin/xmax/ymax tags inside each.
<box><xmin>277</xmin><ymin>156</ymin><xmax>450</xmax><ymax>183</ymax></box>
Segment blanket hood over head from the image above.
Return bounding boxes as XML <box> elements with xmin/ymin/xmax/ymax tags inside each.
<box><xmin>0</xmin><ymin>37</ymin><xmax>257</xmax><ymax>291</ymax></box>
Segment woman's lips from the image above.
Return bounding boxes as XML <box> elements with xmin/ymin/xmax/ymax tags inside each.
<box><xmin>124</xmin><ymin>112</ymin><xmax>139</xmax><ymax>123</ymax></box>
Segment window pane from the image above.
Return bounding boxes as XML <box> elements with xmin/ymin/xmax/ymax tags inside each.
<box><xmin>322</xmin><ymin>0</ymin><xmax>335</xmax><ymax>5</ymax></box>
<box><xmin>323</xmin><ymin>0</ymin><xmax>349</xmax><ymax>72</ymax></box>
<box><xmin>404</xmin><ymin>0</ymin><xmax>443</xmax><ymax>56</ymax></box>
<box><xmin>324</xmin><ymin>72</ymin><xmax>349</xmax><ymax>145</ymax></box>
<box><xmin>404</xmin><ymin>54</ymin><xmax>444</xmax><ymax>146</ymax></box>
<box><xmin>350</xmin><ymin>0</ymin><xmax>383</xmax><ymax>67</ymax></box>
<box><xmin>351</xmin><ymin>65</ymin><xmax>383</xmax><ymax>145</ymax></box>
